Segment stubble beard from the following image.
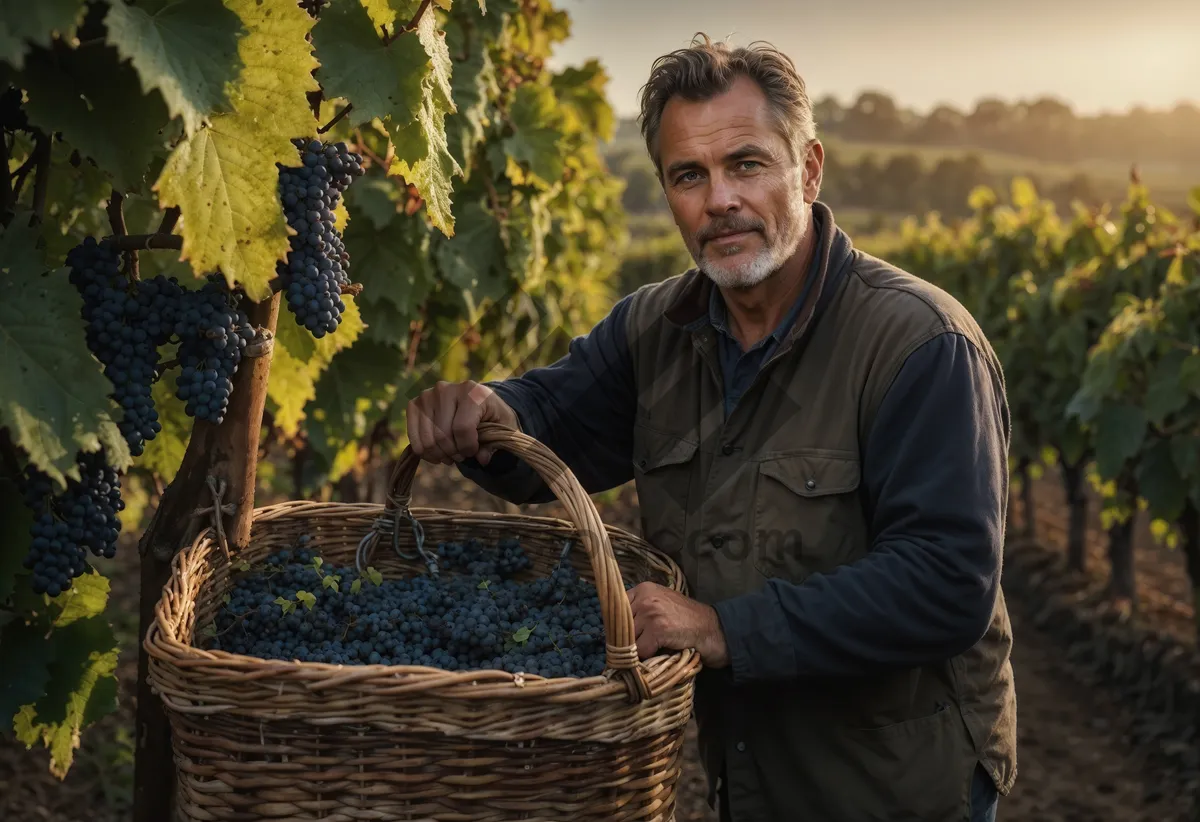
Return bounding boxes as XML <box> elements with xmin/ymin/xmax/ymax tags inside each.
<box><xmin>694</xmin><ymin>201</ymin><xmax>809</xmax><ymax>290</ymax></box>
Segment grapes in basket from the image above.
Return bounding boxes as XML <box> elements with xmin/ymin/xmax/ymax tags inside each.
<box><xmin>205</xmin><ymin>535</ymin><xmax>609</xmax><ymax>678</ymax></box>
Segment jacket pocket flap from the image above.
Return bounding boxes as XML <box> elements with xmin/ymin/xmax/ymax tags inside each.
<box><xmin>634</xmin><ymin>428</ymin><xmax>699</xmax><ymax>471</ymax></box>
<box><xmin>759</xmin><ymin>453</ymin><xmax>860</xmax><ymax>497</ymax></box>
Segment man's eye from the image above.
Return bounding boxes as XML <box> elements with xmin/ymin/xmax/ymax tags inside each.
<box><xmin>740</xmin><ymin>160</ymin><xmax>760</xmax><ymax>170</ymax></box>
<box><xmin>676</xmin><ymin>171</ymin><xmax>700</xmax><ymax>184</ymax></box>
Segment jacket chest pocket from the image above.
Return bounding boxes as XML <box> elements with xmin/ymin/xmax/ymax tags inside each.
<box><xmin>631</xmin><ymin>425</ymin><xmax>699</xmax><ymax>574</ymax></box>
<box><xmin>753</xmin><ymin>452</ymin><xmax>864</xmax><ymax>582</ymax></box>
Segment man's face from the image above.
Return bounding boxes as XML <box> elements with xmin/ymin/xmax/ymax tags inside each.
<box><xmin>656</xmin><ymin>74</ymin><xmax>822</xmax><ymax>289</ymax></box>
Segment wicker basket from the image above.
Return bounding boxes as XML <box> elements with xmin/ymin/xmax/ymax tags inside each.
<box><xmin>146</xmin><ymin>422</ymin><xmax>702</xmax><ymax>821</ymax></box>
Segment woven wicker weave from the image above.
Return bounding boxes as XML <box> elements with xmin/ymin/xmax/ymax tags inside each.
<box><xmin>147</xmin><ymin>422</ymin><xmax>702</xmax><ymax>821</ymax></box>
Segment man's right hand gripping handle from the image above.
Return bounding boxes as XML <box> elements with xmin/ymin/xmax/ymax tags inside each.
<box><xmin>406</xmin><ymin>380</ymin><xmax>520</xmax><ymax>467</ymax></box>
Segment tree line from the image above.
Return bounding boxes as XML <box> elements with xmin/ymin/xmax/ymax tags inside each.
<box><xmin>612</xmin><ymin>92</ymin><xmax>1200</xmax><ymax>167</ymax></box>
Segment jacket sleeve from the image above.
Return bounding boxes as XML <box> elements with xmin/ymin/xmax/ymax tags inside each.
<box><xmin>454</xmin><ymin>292</ymin><xmax>639</xmax><ymax>505</ymax></box>
<box><xmin>712</xmin><ymin>332</ymin><xmax>1009</xmax><ymax>682</ymax></box>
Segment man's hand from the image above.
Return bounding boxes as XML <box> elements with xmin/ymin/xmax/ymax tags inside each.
<box><xmin>406</xmin><ymin>380</ymin><xmax>520</xmax><ymax>466</ymax></box>
<box><xmin>627</xmin><ymin>582</ymin><xmax>729</xmax><ymax>667</ymax></box>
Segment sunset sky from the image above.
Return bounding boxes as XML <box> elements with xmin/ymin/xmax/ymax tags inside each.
<box><xmin>547</xmin><ymin>0</ymin><xmax>1200</xmax><ymax>118</ymax></box>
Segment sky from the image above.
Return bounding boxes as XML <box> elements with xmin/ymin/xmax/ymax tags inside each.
<box><xmin>546</xmin><ymin>0</ymin><xmax>1200</xmax><ymax>119</ymax></box>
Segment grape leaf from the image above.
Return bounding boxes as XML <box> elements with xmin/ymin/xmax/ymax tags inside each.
<box><xmin>268</xmin><ymin>296</ymin><xmax>365</xmax><ymax>436</ymax></box>
<box><xmin>50</xmin><ymin>570</ymin><xmax>110</xmax><ymax>629</ymax></box>
<box><xmin>1189</xmin><ymin>187</ymin><xmax>1200</xmax><ymax>217</ymax></box>
<box><xmin>312</xmin><ymin>1</ymin><xmax>426</xmax><ymax>126</ymax></box>
<box><xmin>0</xmin><ymin>217</ymin><xmax>131</xmax><ymax>487</ymax></box>
<box><xmin>137</xmin><ymin>377</ymin><xmax>190</xmax><ymax>483</ymax></box>
<box><xmin>154</xmin><ymin>0</ymin><xmax>319</xmax><ymax>299</ymax></box>
<box><xmin>0</xmin><ymin>619</ymin><xmax>57</xmax><ymax>725</ymax></box>
<box><xmin>345</xmin><ymin>175</ymin><xmax>401</xmax><ymax>231</ymax></box>
<box><xmin>386</xmin><ymin>12</ymin><xmax>461</xmax><ymax>234</ymax></box>
<box><xmin>20</xmin><ymin>41</ymin><xmax>173</xmax><ymax>192</ymax></box>
<box><xmin>0</xmin><ymin>0</ymin><xmax>85</xmax><ymax>70</ymax></box>
<box><xmin>1143</xmin><ymin>350</ymin><xmax>1189</xmax><ymax>426</ymax></box>
<box><xmin>103</xmin><ymin>0</ymin><xmax>244</xmax><ymax>136</ymax></box>
<box><xmin>434</xmin><ymin>199</ymin><xmax>507</xmax><ymax>299</ymax></box>
<box><xmin>1091</xmin><ymin>403</ymin><xmax>1147</xmax><ymax>479</ymax></box>
<box><xmin>0</xmin><ymin>477</ymin><xmax>32</xmax><ymax>603</ymax></box>
<box><xmin>1181</xmin><ymin>353</ymin><xmax>1200</xmax><ymax>398</ymax></box>
<box><xmin>1137</xmin><ymin>437</ymin><xmax>1187</xmax><ymax>521</ymax></box>
<box><xmin>305</xmin><ymin>338</ymin><xmax>399</xmax><ymax>469</ymax></box>
<box><xmin>501</xmin><ymin>83</ymin><xmax>565</xmax><ymax>188</ymax></box>
<box><xmin>443</xmin><ymin>19</ymin><xmax>497</xmax><ymax>170</ymax></box>
<box><xmin>342</xmin><ymin>206</ymin><xmax>434</xmax><ymax>309</ymax></box>
<box><xmin>14</xmin><ymin>616</ymin><xmax>119</xmax><ymax>777</ymax></box>
<box><xmin>551</xmin><ymin>59</ymin><xmax>615</xmax><ymax>141</ymax></box>
<box><xmin>360</xmin><ymin>0</ymin><xmax>425</xmax><ymax>30</ymax></box>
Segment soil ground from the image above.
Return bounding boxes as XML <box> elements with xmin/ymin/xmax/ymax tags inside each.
<box><xmin>2</xmin><ymin>464</ymin><xmax>1195</xmax><ymax>820</ymax></box>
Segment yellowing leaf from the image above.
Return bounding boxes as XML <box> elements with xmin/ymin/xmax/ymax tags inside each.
<box><xmin>268</xmin><ymin>296</ymin><xmax>365</xmax><ymax>436</ymax></box>
<box><xmin>154</xmin><ymin>0</ymin><xmax>319</xmax><ymax>298</ymax></box>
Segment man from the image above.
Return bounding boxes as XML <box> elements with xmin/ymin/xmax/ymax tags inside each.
<box><xmin>406</xmin><ymin>35</ymin><xmax>1015</xmax><ymax>822</ymax></box>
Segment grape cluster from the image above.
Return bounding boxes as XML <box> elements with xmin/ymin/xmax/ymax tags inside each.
<box><xmin>277</xmin><ymin>138</ymin><xmax>363</xmax><ymax>338</ymax></box>
<box><xmin>173</xmin><ymin>277</ymin><xmax>256</xmax><ymax>424</ymax></box>
<box><xmin>208</xmin><ymin>537</ymin><xmax>609</xmax><ymax>678</ymax></box>
<box><xmin>20</xmin><ymin>451</ymin><xmax>123</xmax><ymax>596</ymax></box>
<box><xmin>67</xmin><ymin>238</ymin><xmax>185</xmax><ymax>456</ymax></box>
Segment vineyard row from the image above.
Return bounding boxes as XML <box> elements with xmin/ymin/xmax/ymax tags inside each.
<box><xmin>879</xmin><ymin>179</ymin><xmax>1200</xmax><ymax>630</ymax></box>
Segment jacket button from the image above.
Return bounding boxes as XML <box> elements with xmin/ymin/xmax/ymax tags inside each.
<box><xmin>721</xmin><ymin>442</ymin><xmax>734</xmax><ymax>455</ymax></box>
<box><xmin>711</xmin><ymin>535</ymin><xmax>724</xmax><ymax>548</ymax></box>
<box><xmin>638</xmin><ymin>458</ymin><xmax>647</xmax><ymax>468</ymax></box>
<box><xmin>735</xmin><ymin>741</ymin><xmax>746</xmax><ymax>752</ymax></box>
<box><xmin>805</xmin><ymin>479</ymin><xmax>816</xmax><ymax>490</ymax></box>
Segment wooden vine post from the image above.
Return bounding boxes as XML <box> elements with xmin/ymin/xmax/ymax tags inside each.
<box><xmin>132</xmin><ymin>291</ymin><xmax>281</xmax><ymax>822</ymax></box>
<box><xmin>104</xmin><ymin>197</ymin><xmax>285</xmax><ymax>821</ymax></box>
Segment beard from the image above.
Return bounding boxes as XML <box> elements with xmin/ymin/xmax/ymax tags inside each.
<box><xmin>689</xmin><ymin>199</ymin><xmax>809</xmax><ymax>289</ymax></box>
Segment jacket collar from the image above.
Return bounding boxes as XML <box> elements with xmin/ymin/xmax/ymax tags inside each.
<box><xmin>663</xmin><ymin>201</ymin><xmax>853</xmax><ymax>349</ymax></box>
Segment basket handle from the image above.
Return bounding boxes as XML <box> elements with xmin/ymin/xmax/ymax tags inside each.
<box><xmin>368</xmin><ymin>421</ymin><xmax>651</xmax><ymax>703</ymax></box>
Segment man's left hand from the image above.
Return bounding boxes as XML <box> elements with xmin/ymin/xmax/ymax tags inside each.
<box><xmin>627</xmin><ymin>582</ymin><xmax>730</xmax><ymax>667</ymax></box>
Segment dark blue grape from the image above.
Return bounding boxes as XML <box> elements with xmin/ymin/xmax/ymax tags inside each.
<box><xmin>20</xmin><ymin>450</ymin><xmax>123</xmax><ymax>595</ymax></box>
<box><xmin>277</xmin><ymin>138</ymin><xmax>363</xmax><ymax>337</ymax></box>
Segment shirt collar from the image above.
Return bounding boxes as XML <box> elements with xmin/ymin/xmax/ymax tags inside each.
<box><xmin>707</xmin><ymin>215</ymin><xmax>824</xmax><ymax>349</ymax></box>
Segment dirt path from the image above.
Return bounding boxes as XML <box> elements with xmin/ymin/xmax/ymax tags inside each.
<box><xmin>1</xmin><ymin>469</ymin><xmax>1191</xmax><ymax>820</ymax></box>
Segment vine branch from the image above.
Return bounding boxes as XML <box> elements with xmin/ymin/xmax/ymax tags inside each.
<box><xmin>0</xmin><ymin>128</ymin><xmax>11</xmax><ymax>216</ymax></box>
<box><xmin>106</xmin><ymin>191</ymin><xmax>141</xmax><ymax>282</ymax></box>
<box><xmin>382</xmin><ymin>0</ymin><xmax>431</xmax><ymax>44</ymax></box>
<box><xmin>105</xmin><ymin>233</ymin><xmax>183</xmax><ymax>251</ymax></box>
<box><xmin>29</xmin><ymin>132</ymin><xmax>50</xmax><ymax>225</ymax></box>
<box><xmin>156</xmin><ymin>206</ymin><xmax>181</xmax><ymax>236</ymax></box>
<box><xmin>318</xmin><ymin>103</ymin><xmax>354</xmax><ymax>135</ymax></box>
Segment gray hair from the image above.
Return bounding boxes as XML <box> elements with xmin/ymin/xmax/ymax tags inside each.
<box><xmin>637</xmin><ymin>33</ymin><xmax>818</xmax><ymax>177</ymax></box>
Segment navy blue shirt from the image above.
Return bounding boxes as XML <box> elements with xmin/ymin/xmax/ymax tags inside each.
<box><xmin>456</xmin><ymin>238</ymin><xmax>1006</xmax><ymax>680</ymax></box>
<box><xmin>709</xmin><ymin>257</ymin><xmax>817</xmax><ymax>419</ymax></box>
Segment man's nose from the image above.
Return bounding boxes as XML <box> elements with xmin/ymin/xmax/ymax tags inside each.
<box><xmin>705</xmin><ymin>172</ymin><xmax>740</xmax><ymax>214</ymax></box>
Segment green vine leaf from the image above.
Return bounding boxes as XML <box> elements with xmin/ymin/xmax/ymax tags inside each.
<box><xmin>154</xmin><ymin>0</ymin><xmax>319</xmax><ymax>298</ymax></box>
<box><xmin>350</xmin><ymin>578</ymin><xmax>362</xmax><ymax>594</ymax></box>
<box><xmin>501</xmin><ymin>83</ymin><xmax>565</xmax><ymax>189</ymax></box>
<box><xmin>295</xmin><ymin>590</ymin><xmax>317</xmax><ymax>610</ymax></box>
<box><xmin>103</xmin><ymin>0</ymin><xmax>244</xmax><ymax>137</ymax></box>
<box><xmin>13</xmin><ymin>615</ymin><xmax>119</xmax><ymax>778</ymax></box>
<box><xmin>367</xmin><ymin>567</ymin><xmax>383</xmax><ymax>586</ymax></box>
<box><xmin>0</xmin><ymin>217</ymin><xmax>131</xmax><ymax>487</ymax></box>
<box><xmin>0</xmin><ymin>0</ymin><xmax>86</xmax><ymax>70</ymax></box>
<box><xmin>321</xmin><ymin>575</ymin><xmax>339</xmax><ymax>592</ymax></box>
<box><xmin>20</xmin><ymin>41</ymin><xmax>173</xmax><ymax>192</ymax></box>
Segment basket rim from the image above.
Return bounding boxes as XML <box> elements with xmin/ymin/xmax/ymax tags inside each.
<box><xmin>147</xmin><ymin>498</ymin><xmax>702</xmax><ymax>706</ymax></box>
